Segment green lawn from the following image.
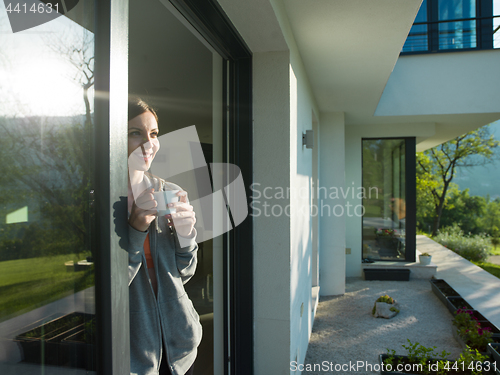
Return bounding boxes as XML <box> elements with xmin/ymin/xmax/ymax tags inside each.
<box><xmin>490</xmin><ymin>247</ymin><xmax>500</xmax><ymax>256</ymax></box>
<box><xmin>0</xmin><ymin>253</ymin><xmax>94</xmax><ymax>323</ymax></box>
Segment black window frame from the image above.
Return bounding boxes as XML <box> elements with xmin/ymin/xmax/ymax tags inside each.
<box><xmin>361</xmin><ymin>137</ymin><xmax>416</xmax><ymax>263</ymax></box>
<box><xmin>401</xmin><ymin>0</ymin><xmax>495</xmax><ymax>55</ymax></box>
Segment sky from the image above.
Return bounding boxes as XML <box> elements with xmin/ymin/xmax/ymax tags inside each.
<box><xmin>0</xmin><ymin>2</ymin><xmax>93</xmax><ymax>117</ymax></box>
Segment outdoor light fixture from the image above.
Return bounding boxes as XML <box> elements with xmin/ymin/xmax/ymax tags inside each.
<box><xmin>302</xmin><ymin>130</ymin><xmax>314</xmax><ymax>149</ymax></box>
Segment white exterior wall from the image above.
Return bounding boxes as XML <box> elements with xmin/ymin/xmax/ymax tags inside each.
<box><xmin>344</xmin><ymin>124</ymin><xmax>437</xmax><ymax>277</ymax></box>
<box><xmin>251</xmin><ymin>1</ymin><xmax>321</xmax><ymax>373</ymax></box>
<box><xmin>376</xmin><ymin>50</ymin><xmax>500</xmax><ymax>117</ymax></box>
<box><xmin>252</xmin><ymin>52</ymin><xmax>319</xmax><ymax>374</ymax></box>
<box><xmin>318</xmin><ymin>113</ymin><xmax>346</xmax><ymax>295</ymax></box>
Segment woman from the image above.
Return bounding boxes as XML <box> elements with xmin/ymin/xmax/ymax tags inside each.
<box><xmin>127</xmin><ymin>98</ymin><xmax>201</xmax><ymax>375</ymax></box>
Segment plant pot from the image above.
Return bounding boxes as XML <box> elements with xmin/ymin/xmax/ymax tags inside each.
<box><xmin>15</xmin><ymin>312</ymin><xmax>95</xmax><ymax>370</ymax></box>
<box><xmin>419</xmin><ymin>255</ymin><xmax>432</xmax><ymax>265</ymax></box>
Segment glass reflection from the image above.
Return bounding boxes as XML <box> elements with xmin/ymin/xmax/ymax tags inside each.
<box><xmin>362</xmin><ymin>139</ymin><xmax>407</xmax><ymax>261</ymax></box>
<box><xmin>0</xmin><ymin>2</ymin><xmax>96</xmax><ymax>373</ymax></box>
<box><xmin>438</xmin><ymin>0</ymin><xmax>477</xmax><ymax>49</ymax></box>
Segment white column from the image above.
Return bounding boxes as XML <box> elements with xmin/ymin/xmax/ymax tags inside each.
<box><xmin>253</xmin><ymin>51</ymin><xmax>292</xmax><ymax>375</ymax></box>
<box><xmin>318</xmin><ymin>112</ymin><xmax>346</xmax><ymax>296</ymax></box>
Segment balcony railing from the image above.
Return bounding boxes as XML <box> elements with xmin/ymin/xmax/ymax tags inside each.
<box><xmin>402</xmin><ymin>15</ymin><xmax>500</xmax><ymax>54</ymax></box>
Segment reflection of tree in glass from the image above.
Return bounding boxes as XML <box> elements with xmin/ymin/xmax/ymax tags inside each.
<box><xmin>0</xmin><ymin>116</ymin><xmax>91</xmax><ymax>260</ymax></box>
<box><xmin>0</xmin><ymin>24</ymin><xmax>96</xmax><ymax>260</ymax></box>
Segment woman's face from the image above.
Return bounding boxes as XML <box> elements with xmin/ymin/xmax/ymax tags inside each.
<box><xmin>128</xmin><ymin>111</ymin><xmax>160</xmax><ymax>171</ymax></box>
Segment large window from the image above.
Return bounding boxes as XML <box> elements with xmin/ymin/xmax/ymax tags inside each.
<box><xmin>0</xmin><ymin>1</ymin><xmax>97</xmax><ymax>372</ymax></box>
<box><xmin>362</xmin><ymin>138</ymin><xmax>416</xmax><ymax>262</ymax></box>
<box><xmin>402</xmin><ymin>0</ymin><xmax>498</xmax><ymax>53</ymax></box>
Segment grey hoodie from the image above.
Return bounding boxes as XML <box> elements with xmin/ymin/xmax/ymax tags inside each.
<box><xmin>128</xmin><ymin>178</ymin><xmax>201</xmax><ymax>375</ymax></box>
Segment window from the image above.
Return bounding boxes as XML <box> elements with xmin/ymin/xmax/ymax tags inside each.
<box><xmin>402</xmin><ymin>0</ymin><xmax>496</xmax><ymax>53</ymax></box>
<box><xmin>362</xmin><ymin>138</ymin><xmax>416</xmax><ymax>262</ymax></box>
<box><xmin>0</xmin><ymin>1</ymin><xmax>97</xmax><ymax>372</ymax></box>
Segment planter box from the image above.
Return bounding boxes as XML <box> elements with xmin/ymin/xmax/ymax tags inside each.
<box><xmin>15</xmin><ymin>312</ymin><xmax>95</xmax><ymax>370</ymax></box>
<box><xmin>446</xmin><ymin>296</ymin><xmax>474</xmax><ymax>314</ymax></box>
<box><xmin>452</xmin><ymin>328</ymin><xmax>490</xmax><ymax>356</ymax></box>
<box><xmin>379</xmin><ymin>354</ymin><xmax>496</xmax><ymax>375</ymax></box>
<box><xmin>430</xmin><ymin>279</ymin><xmax>460</xmax><ymax>308</ymax></box>
<box><xmin>487</xmin><ymin>343</ymin><xmax>500</xmax><ymax>374</ymax></box>
<box><xmin>364</xmin><ymin>268</ymin><xmax>410</xmax><ymax>281</ymax></box>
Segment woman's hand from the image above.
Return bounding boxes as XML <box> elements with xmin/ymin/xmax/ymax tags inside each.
<box><xmin>129</xmin><ymin>188</ymin><xmax>157</xmax><ymax>232</ymax></box>
<box><xmin>166</xmin><ymin>190</ymin><xmax>196</xmax><ymax>238</ymax></box>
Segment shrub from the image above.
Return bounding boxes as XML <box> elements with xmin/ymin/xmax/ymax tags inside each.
<box><xmin>434</xmin><ymin>224</ymin><xmax>491</xmax><ymax>262</ymax></box>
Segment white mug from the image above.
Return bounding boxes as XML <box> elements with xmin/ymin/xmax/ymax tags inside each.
<box><xmin>154</xmin><ymin>190</ymin><xmax>180</xmax><ymax>216</ymax></box>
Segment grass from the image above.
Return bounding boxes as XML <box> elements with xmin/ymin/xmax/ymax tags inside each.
<box><xmin>490</xmin><ymin>247</ymin><xmax>500</xmax><ymax>256</ymax></box>
<box><xmin>0</xmin><ymin>253</ymin><xmax>94</xmax><ymax>323</ymax></box>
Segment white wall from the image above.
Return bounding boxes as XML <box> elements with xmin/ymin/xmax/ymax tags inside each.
<box><xmin>344</xmin><ymin>123</ymin><xmax>436</xmax><ymax>277</ymax></box>
<box><xmin>376</xmin><ymin>50</ymin><xmax>500</xmax><ymax>117</ymax></box>
<box><xmin>217</xmin><ymin>1</ymin><xmax>324</xmax><ymax>373</ymax></box>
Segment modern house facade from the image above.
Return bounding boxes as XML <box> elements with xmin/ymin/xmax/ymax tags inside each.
<box><xmin>0</xmin><ymin>0</ymin><xmax>499</xmax><ymax>374</ymax></box>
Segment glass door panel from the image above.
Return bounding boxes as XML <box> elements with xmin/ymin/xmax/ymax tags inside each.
<box><xmin>129</xmin><ymin>1</ymin><xmax>225</xmax><ymax>373</ymax></box>
<box><xmin>362</xmin><ymin>139</ymin><xmax>407</xmax><ymax>261</ymax></box>
<box><xmin>0</xmin><ymin>1</ymin><xmax>96</xmax><ymax>373</ymax></box>
<box><xmin>438</xmin><ymin>0</ymin><xmax>477</xmax><ymax>49</ymax></box>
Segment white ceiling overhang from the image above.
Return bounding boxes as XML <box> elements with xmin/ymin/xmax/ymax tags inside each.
<box><xmin>218</xmin><ymin>0</ymin><xmax>500</xmax><ymax>149</ymax></box>
<box><xmin>219</xmin><ymin>0</ymin><xmax>422</xmax><ymax>124</ymax></box>
<box><xmin>281</xmin><ymin>0</ymin><xmax>423</xmax><ymax>125</ymax></box>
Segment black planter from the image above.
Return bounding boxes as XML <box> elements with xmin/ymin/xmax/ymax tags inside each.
<box><xmin>487</xmin><ymin>343</ymin><xmax>500</xmax><ymax>374</ymax></box>
<box><xmin>364</xmin><ymin>268</ymin><xmax>410</xmax><ymax>281</ymax></box>
<box><xmin>430</xmin><ymin>279</ymin><xmax>460</xmax><ymax>308</ymax></box>
<box><xmin>15</xmin><ymin>312</ymin><xmax>95</xmax><ymax>370</ymax></box>
<box><xmin>446</xmin><ymin>296</ymin><xmax>474</xmax><ymax>313</ymax></box>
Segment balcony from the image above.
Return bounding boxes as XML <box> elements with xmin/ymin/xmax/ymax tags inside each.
<box><xmin>402</xmin><ymin>15</ymin><xmax>500</xmax><ymax>53</ymax></box>
<box><xmin>401</xmin><ymin>0</ymin><xmax>500</xmax><ymax>54</ymax></box>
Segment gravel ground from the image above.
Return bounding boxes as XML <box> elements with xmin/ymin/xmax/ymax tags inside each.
<box><xmin>303</xmin><ymin>278</ymin><xmax>464</xmax><ymax>375</ymax></box>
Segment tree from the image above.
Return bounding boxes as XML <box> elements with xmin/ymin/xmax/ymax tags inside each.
<box><xmin>416</xmin><ymin>125</ymin><xmax>499</xmax><ymax>236</ymax></box>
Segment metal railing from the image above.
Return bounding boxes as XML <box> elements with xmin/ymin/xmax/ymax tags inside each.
<box><xmin>402</xmin><ymin>15</ymin><xmax>500</xmax><ymax>54</ymax></box>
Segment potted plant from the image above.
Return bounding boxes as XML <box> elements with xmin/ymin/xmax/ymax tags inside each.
<box><xmin>419</xmin><ymin>252</ymin><xmax>432</xmax><ymax>266</ymax></box>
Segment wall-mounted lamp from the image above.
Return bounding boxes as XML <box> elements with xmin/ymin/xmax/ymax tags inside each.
<box><xmin>302</xmin><ymin>130</ymin><xmax>314</xmax><ymax>149</ymax></box>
